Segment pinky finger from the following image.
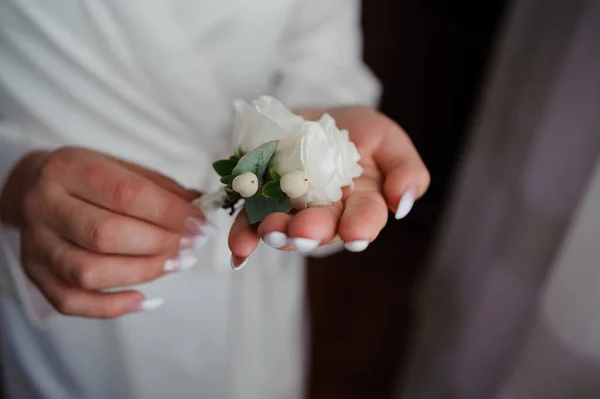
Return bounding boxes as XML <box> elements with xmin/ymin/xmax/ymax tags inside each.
<box><xmin>24</xmin><ymin>260</ymin><xmax>159</xmax><ymax>319</ymax></box>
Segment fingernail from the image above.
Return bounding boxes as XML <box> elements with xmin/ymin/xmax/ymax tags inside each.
<box><xmin>184</xmin><ymin>217</ymin><xmax>219</xmax><ymax>237</ymax></box>
<box><xmin>164</xmin><ymin>253</ymin><xmax>198</xmax><ymax>273</ymax></box>
<box><xmin>180</xmin><ymin>235</ymin><xmax>209</xmax><ymax>249</ymax></box>
<box><xmin>263</xmin><ymin>232</ymin><xmax>288</xmax><ymax>249</ymax></box>
<box><xmin>128</xmin><ymin>298</ymin><xmax>165</xmax><ymax>313</ymax></box>
<box><xmin>289</xmin><ymin>238</ymin><xmax>320</xmax><ymax>253</ymax></box>
<box><xmin>344</xmin><ymin>240</ymin><xmax>369</xmax><ymax>252</ymax></box>
<box><xmin>230</xmin><ymin>254</ymin><xmax>249</xmax><ymax>271</ymax></box>
<box><xmin>202</xmin><ymin>221</ymin><xmax>220</xmax><ymax>237</ymax></box>
<box><xmin>395</xmin><ymin>187</ymin><xmax>416</xmax><ymax>220</ymax></box>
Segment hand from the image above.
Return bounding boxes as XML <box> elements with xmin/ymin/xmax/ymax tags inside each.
<box><xmin>0</xmin><ymin>147</ymin><xmax>211</xmax><ymax>318</ymax></box>
<box><xmin>228</xmin><ymin>107</ymin><xmax>430</xmax><ymax>268</ymax></box>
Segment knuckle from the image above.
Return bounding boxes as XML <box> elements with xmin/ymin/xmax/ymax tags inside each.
<box><xmin>21</xmin><ymin>183</ymin><xmax>56</xmax><ymax>223</ymax></box>
<box><xmin>72</xmin><ymin>263</ymin><xmax>99</xmax><ymax>290</ymax></box>
<box><xmin>38</xmin><ymin>151</ymin><xmax>70</xmax><ymax>182</ymax></box>
<box><xmin>81</xmin><ymin>163</ymin><xmax>109</xmax><ymax>189</ymax></box>
<box><xmin>49</xmin><ymin>244</ymin><xmax>70</xmax><ymax>272</ymax></box>
<box><xmin>109</xmin><ymin>179</ymin><xmax>144</xmax><ymax>211</ymax></box>
<box><xmin>85</xmin><ymin>218</ymin><xmax>117</xmax><ymax>251</ymax></box>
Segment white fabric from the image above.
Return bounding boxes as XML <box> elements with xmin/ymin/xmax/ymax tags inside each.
<box><xmin>0</xmin><ymin>1</ymin><xmax>380</xmax><ymax>398</ymax></box>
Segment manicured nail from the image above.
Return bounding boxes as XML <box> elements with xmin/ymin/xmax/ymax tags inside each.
<box><xmin>128</xmin><ymin>298</ymin><xmax>165</xmax><ymax>313</ymax></box>
<box><xmin>395</xmin><ymin>187</ymin><xmax>416</xmax><ymax>219</ymax></box>
<box><xmin>180</xmin><ymin>235</ymin><xmax>208</xmax><ymax>249</ymax></box>
<box><xmin>289</xmin><ymin>238</ymin><xmax>320</xmax><ymax>253</ymax></box>
<box><xmin>230</xmin><ymin>254</ymin><xmax>249</xmax><ymax>271</ymax></box>
<box><xmin>263</xmin><ymin>232</ymin><xmax>288</xmax><ymax>249</ymax></box>
<box><xmin>163</xmin><ymin>253</ymin><xmax>198</xmax><ymax>273</ymax></box>
<box><xmin>344</xmin><ymin>240</ymin><xmax>369</xmax><ymax>253</ymax></box>
<box><xmin>184</xmin><ymin>217</ymin><xmax>219</xmax><ymax>237</ymax></box>
<box><xmin>202</xmin><ymin>221</ymin><xmax>220</xmax><ymax>237</ymax></box>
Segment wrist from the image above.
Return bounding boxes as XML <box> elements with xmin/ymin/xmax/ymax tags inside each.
<box><xmin>0</xmin><ymin>150</ymin><xmax>50</xmax><ymax>228</ymax></box>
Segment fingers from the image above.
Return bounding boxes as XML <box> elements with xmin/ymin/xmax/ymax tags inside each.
<box><xmin>228</xmin><ymin>205</ymin><xmax>343</xmax><ymax>267</ymax></box>
<box><xmin>383</xmin><ymin>164</ymin><xmax>429</xmax><ymax>219</ymax></box>
<box><xmin>228</xmin><ymin>210</ymin><xmax>259</xmax><ymax>269</ymax></box>
<box><xmin>254</xmin><ymin>202</ymin><xmax>343</xmax><ymax>253</ymax></box>
<box><xmin>286</xmin><ymin>203</ymin><xmax>343</xmax><ymax>252</ymax></box>
<box><xmin>113</xmin><ymin>157</ymin><xmax>201</xmax><ymax>202</ymax></box>
<box><xmin>44</xmin><ymin>149</ymin><xmax>201</xmax><ymax>232</ymax></box>
<box><xmin>29</xmin><ymin>227</ymin><xmax>190</xmax><ymax>290</ymax></box>
<box><xmin>337</xmin><ymin>176</ymin><xmax>389</xmax><ymax>252</ymax></box>
<box><xmin>47</xmin><ymin>193</ymin><xmax>183</xmax><ymax>256</ymax></box>
<box><xmin>257</xmin><ymin>212</ymin><xmax>292</xmax><ymax>250</ymax></box>
<box><xmin>372</xmin><ymin>121</ymin><xmax>430</xmax><ymax>218</ymax></box>
<box><xmin>23</xmin><ymin>257</ymin><xmax>151</xmax><ymax>319</ymax></box>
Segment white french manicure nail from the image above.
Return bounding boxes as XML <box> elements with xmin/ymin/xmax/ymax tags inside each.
<box><xmin>395</xmin><ymin>187</ymin><xmax>416</xmax><ymax>219</ymax></box>
<box><xmin>164</xmin><ymin>258</ymin><xmax>179</xmax><ymax>273</ymax></box>
<box><xmin>263</xmin><ymin>232</ymin><xmax>288</xmax><ymax>249</ymax></box>
<box><xmin>201</xmin><ymin>222</ymin><xmax>220</xmax><ymax>237</ymax></box>
<box><xmin>184</xmin><ymin>217</ymin><xmax>205</xmax><ymax>234</ymax></box>
<box><xmin>289</xmin><ymin>238</ymin><xmax>320</xmax><ymax>253</ymax></box>
<box><xmin>179</xmin><ymin>253</ymin><xmax>198</xmax><ymax>270</ymax></box>
<box><xmin>230</xmin><ymin>254</ymin><xmax>249</xmax><ymax>271</ymax></box>
<box><xmin>184</xmin><ymin>217</ymin><xmax>220</xmax><ymax>237</ymax></box>
<box><xmin>180</xmin><ymin>235</ymin><xmax>209</xmax><ymax>249</ymax></box>
<box><xmin>129</xmin><ymin>298</ymin><xmax>165</xmax><ymax>313</ymax></box>
<box><xmin>344</xmin><ymin>240</ymin><xmax>369</xmax><ymax>252</ymax></box>
<box><xmin>164</xmin><ymin>253</ymin><xmax>198</xmax><ymax>273</ymax></box>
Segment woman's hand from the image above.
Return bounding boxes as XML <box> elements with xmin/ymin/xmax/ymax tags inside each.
<box><xmin>228</xmin><ymin>107</ymin><xmax>430</xmax><ymax>268</ymax></box>
<box><xmin>0</xmin><ymin>147</ymin><xmax>211</xmax><ymax>318</ymax></box>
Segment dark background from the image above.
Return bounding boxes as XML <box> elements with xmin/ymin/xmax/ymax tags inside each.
<box><xmin>308</xmin><ymin>0</ymin><xmax>510</xmax><ymax>398</ymax></box>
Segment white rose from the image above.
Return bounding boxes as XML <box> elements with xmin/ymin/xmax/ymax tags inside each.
<box><xmin>233</xmin><ymin>95</ymin><xmax>304</xmax><ymax>153</ymax></box>
<box><xmin>270</xmin><ymin>114</ymin><xmax>363</xmax><ymax>208</ymax></box>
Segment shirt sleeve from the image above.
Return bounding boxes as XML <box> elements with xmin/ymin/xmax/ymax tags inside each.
<box><xmin>274</xmin><ymin>0</ymin><xmax>382</xmax><ymax>109</ymax></box>
<box><xmin>0</xmin><ymin>121</ymin><xmax>58</xmax><ymax>325</ymax></box>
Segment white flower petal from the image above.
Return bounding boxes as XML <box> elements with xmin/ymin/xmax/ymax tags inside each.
<box><xmin>232</xmin><ymin>96</ymin><xmax>363</xmax><ymax>207</ymax></box>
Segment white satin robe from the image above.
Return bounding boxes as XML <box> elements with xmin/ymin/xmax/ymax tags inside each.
<box><xmin>0</xmin><ymin>1</ymin><xmax>379</xmax><ymax>398</ymax></box>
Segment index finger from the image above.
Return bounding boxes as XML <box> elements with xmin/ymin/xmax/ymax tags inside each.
<box><xmin>111</xmin><ymin>157</ymin><xmax>201</xmax><ymax>202</ymax></box>
<box><xmin>60</xmin><ymin>152</ymin><xmax>203</xmax><ymax>233</ymax></box>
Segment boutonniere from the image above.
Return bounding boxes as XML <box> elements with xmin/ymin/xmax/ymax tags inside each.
<box><xmin>204</xmin><ymin>96</ymin><xmax>363</xmax><ymax>224</ymax></box>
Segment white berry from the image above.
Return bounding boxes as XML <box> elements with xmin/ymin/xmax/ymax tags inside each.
<box><xmin>280</xmin><ymin>171</ymin><xmax>310</xmax><ymax>199</ymax></box>
<box><xmin>232</xmin><ymin>172</ymin><xmax>259</xmax><ymax>198</ymax></box>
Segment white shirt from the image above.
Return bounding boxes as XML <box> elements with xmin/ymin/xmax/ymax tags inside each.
<box><xmin>0</xmin><ymin>1</ymin><xmax>379</xmax><ymax>398</ymax></box>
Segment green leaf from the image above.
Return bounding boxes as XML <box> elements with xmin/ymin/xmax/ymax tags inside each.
<box><xmin>231</xmin><ymin>141</ymin><xmax>279</xmax><ymax>184</ymax></box>
<box><xmin>234</xmin><ymin>147</ymin><xmax>245</xmax><ymax>160</ymax></box>
<box><xmin>261</xmin><ymin>180</ymin><xmax>281</xmax><ymax>198</ymax></box>
<box><xmin>245</xmin><ymin>193</ymin><xmax>292</xmax><ymax>224</ymax></box>
<box><xmin>275</xmin><ymin>192</ymin><xmax>288</xmax><ymax>204</ymax></box>
<box><xmin>269</xmin><ymin>169</ymin><xmax>281</xmax><ymax>182</ymax></box>
<box><xmin>213</xmin><ymin>159</ymin><xmax>237</xmax><ymax>177</ymax></box>
<box><xmin>220</xmin><ymin>175</ymin><xmax>235</xmax><ymax>185</ymax></box>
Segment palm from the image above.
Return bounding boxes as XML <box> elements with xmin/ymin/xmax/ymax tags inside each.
<box><xmin>229</xmin><ymin>107</ymin><xmax>429</xmax><ymax>264</ymax></box>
